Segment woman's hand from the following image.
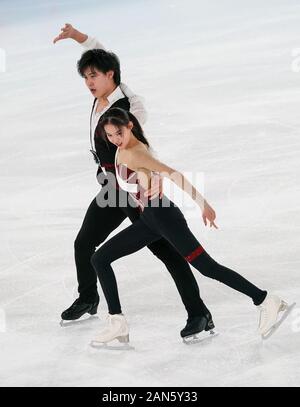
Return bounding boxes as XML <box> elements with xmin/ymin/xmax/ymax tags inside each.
<box><xmin>202</xmin><ymin>201</ymin><xmax>218</xmax><ymax>229</ymax></box>
<box><xmin>53</xmin><ymin>23</ymin><xmax>87</xmax><ymax>44</ymax></box>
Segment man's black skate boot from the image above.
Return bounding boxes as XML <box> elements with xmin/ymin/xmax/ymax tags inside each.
<box><xmin>204</xmin><ymin>310</ymin><xmax>215</xmax><ymax>332</ymax></box>
<box><xmin>61</xmin><ymin>297</ymin><xmax>99</xmax><ymax>322</ymax></box>
<box><xmin>180</xmin><ymin>316</ymin><xmax>207</xmax><ymax>338</ymax></box>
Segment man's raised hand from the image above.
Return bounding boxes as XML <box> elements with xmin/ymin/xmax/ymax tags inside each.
<box><xmin>53</xmin><ymin>23</ymin><xmax>78</xmax><ymax>44</ymax></box>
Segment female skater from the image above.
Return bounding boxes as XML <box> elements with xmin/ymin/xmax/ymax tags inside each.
<box><xmin>90</xmin><ymin>107</ymin><xmax>290</xmax><ymax>345</ymax></box>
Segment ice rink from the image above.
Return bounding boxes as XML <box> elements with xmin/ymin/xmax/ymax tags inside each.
<box><xmin>0</xmin><ymin>0</ymin><xmax>300</xmax><ymax>387</ymax></box>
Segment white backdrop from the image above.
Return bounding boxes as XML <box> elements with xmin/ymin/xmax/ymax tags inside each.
<box><xmin>0</xmin><ymin>0</ymin><xmax>300</xmax><ymax>387</ymax></box>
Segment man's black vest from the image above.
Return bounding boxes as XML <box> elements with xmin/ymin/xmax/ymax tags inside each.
<box><xmin>94</xmin><ymin>96</ymin><xmax>130</xmax><ymax>177</ymax></box>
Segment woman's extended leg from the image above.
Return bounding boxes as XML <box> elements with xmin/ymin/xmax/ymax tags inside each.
<box><xmin>150</xmin><ymin>205</ymin><xmax>267</xmax><ymax>305</ymax></box>
<box><xmin>90</xmin><ymin>219</ymin><xmax>160</xmax><ymax>314</ymax></box>
<box><xmin>154</xmin><ymin>207</ymin><xmax>291</xmax><ymax>338</ymax></box>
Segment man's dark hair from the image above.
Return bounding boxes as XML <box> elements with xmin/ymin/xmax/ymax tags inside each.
<box><xmin>77</xmin><ymin>49</ymin><xmax>121</xmax><ymax>85</ymax></box>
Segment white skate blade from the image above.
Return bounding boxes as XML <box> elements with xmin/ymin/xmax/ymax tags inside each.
<box><xmin>183</xmin><ymin>329</ymin><xmax>219</xmax><ymax>345</ymax></box>
<box><xmin>90</xmin><ymin>337</ymin><xmax>135</xmax><ymax>351</ymax></box>
<box><xmin>262</xmin><ymin>302</ymin><xmax>296</xmax><ymax>341</ymax></box>
<box><xmin>60</xmin><ymin>315</ymin><xmax>99</xmax><ymax>327</ymax></box>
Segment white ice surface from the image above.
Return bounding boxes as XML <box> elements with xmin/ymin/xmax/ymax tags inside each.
<box><xmin>0</xmin><ymin>0</ymin><xmax>300</xmax><ymax>387</ymax></box>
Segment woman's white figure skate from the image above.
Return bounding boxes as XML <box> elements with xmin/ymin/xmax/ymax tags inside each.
<box><xmin>90</xmin><ymin>313</ymin><xmax>134</xmax><ymax>350</ymax></box>
<box><xmin>257</xmin><ymin>294</ymin><xmax>296</xmax><ymax>340</ymax></box>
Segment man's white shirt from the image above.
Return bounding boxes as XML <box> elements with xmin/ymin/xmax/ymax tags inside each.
<box><xmin>90</xmin><ymin>85</ymin><xmax>125</xmax><ymax>138</ymax></box>
<box><xmin>81</xmin><ymin>36</ymin><xmax>147</xmax><ymax>128</ymax></box>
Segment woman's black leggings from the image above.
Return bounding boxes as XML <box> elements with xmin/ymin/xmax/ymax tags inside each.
<box><xmin>91</xmin><ymin>197</ymin><xmax>267</xmax><ymax>315</ymax></box>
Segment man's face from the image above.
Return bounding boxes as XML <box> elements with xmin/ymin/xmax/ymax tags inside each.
<box><xmin>83</xmin><ymin>67</ymin><xmax>114</xmax><ymax>99</ymax></box>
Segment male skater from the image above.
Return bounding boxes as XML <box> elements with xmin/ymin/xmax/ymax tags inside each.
<box><xmin>53</xmin><ymin>24</ymin><xmax>215</xmax><ymax>338</ymax></box>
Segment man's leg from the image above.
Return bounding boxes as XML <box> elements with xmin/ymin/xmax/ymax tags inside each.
<box><xmin>61</xmin><ymin>197</ymin><xmax>127</xmax><ymax>321</ymax></box>
<box><xmin>74</xmin><ymin>197</ymin><xmax>127</xmax><ymax>302</ymax></box>
<box><xmin>146</xmin><ymin>238</ymin><xmax>209</xmax><ymax>318</ymax></box>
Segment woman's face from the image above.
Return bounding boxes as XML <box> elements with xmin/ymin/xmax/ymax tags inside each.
<box><xmin>104</xmin><ymin>123</ymin><xmax>133</xmax><ymax>149</ymax></box>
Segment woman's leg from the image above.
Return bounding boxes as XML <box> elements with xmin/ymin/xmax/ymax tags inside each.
<box><xmin>121</xmin><ymin>196</ymin><xmax>209</xmax><ymax>318</ymax></box>
<box><xmin>74</xmin><ymin>198</ymin><xmax>127</xmax><ymax>303</ymax></box>
<box><xmin>154</xmin><ymin>206</ymin><xmax>267</xmax><ymax>306</ymax></box>
<box><xmin>90</xmin><ymin>219</ymin><xmax>160</xmax><ymax>314</ymax></box>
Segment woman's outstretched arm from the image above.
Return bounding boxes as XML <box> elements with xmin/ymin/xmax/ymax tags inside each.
<box><xmin>128</xmin><ymin>150</ymin><xmax>218</xmax><ymax>228</ymax></box>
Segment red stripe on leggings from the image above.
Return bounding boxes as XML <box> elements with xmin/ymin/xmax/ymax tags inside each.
<box><xmin>184</xmin><ymin>246</ymin><xmax>205</xmax><ymax>262</ymax></box>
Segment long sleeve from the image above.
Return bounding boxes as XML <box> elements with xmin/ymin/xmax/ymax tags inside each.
<box><xmin>81</xmin><ymin>36</ymin><xmax>106</xmax><ymax>51</ymax></box>
<box><xmin>120</xmin><ymin>82</ymin><xmax>147</xmax><ymax>125</ymax></box>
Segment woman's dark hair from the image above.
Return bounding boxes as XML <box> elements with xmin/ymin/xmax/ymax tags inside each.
<box><xmin>77</xmin><ymin>49</ymin><xmax>121</xmax><ymax>86</ymax></box>
<box><xmin>99</xmin><ymin>108</ymin><xmax>150</xmax><ymax>147</ymax></box>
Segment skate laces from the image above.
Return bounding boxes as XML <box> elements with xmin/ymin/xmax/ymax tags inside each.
<box><xmin>258</xmin><ymin>303</ymin><xmax>268</xmax><ymax>329</ymax></box>
<box><xmin>107</xmin><ymin>314</ymin><xmax>113</xmax><ymax>325</ymax></box>
<box><xmin>106</xmin><ymin>314</ymin><xmax>124</xmax><ymax>330</ymax></box>
<box><xmin>95</xmin><ymin>315</ymin><xmax>119</xmax><ymax>338</ymax></box>
<box><xmin>69</xmin><ymin>298</ymin><xmax>80</xmax><ymax>309</ymax></box>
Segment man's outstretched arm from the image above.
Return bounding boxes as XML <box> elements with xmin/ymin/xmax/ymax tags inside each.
<box><xmin>53</xmin><ymin>24</ymin><xmax>147</xmax><ymax>124</ymax></box>
<box><xmin>53</xmin><ymin>23</ymin><xmax>106</xmax><ymax>49</ymax></box>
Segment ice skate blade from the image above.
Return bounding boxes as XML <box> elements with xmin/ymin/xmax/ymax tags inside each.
<box><xmin>261</xmin><ymin>302</ymin><xmax>296</xmax><ymax>341</ymax></box>
<box><xmin>60</xmin><ymin>315</ymin><xmax>99</xmax><ymax>327</ymax></box>
<box><xmin>89</xmin><ymin>339</ymin><xmax>134</xmax><ymax>351</ymax></box>
<box><xmin>183</xmin><ymin>329</ymin><xmax>219</xmax><ymax>345</ymax></box>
